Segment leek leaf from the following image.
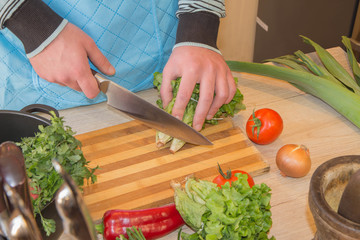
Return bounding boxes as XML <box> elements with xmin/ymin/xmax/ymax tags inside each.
<box><xmin>342</xmin><ymin>36</ymin><xmax>360</xmax><ymax>87</ymax></box>
<box><xmin>227</xmin><ymin>61</ymin><xmax>360</xmax><ymax>129</ymax></box>
<box><xmin>264</xmin><ymin>57</ymin><xmax>308</xmax><ymax>72</ymax></box>
<box><xmin>293</xmin><ymin>50</ymin><xmax>343</xmax><ymax>86</ymax></box>
<box><xmin>301</xmin><ymin>35</ymin><xmax>360</xmax><ymax>94</ymax></box>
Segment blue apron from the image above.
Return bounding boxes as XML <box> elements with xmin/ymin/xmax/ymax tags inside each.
<box><xmin>0</xmin><ymin>0</ymin><xmax>178</xmax><ymax>110</ymax></box>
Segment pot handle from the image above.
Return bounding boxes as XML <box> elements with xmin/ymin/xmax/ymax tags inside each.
<box><xmin>20</xmin><ymin>104</ymin><xmax>59</xmax><ymax>117</ymax></box>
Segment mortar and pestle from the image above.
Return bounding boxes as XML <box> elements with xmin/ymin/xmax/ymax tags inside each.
<box><xmin>309</xmin><ymin>155</ymin><xmax>360</xmax><ymax>240</ymax></box>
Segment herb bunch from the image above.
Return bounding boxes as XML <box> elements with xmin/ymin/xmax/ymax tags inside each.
<box><xmin>17</xmin><ymin>112</ymin><xmax>98</xmax><ymax>236</ymax></box>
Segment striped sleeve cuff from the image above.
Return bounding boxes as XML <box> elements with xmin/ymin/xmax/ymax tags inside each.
<box><xmin>173</xmin><ymin>42</ymin><xmax>222</xmax><ymax>55</ymax></box>
<box><xmin>175</xmin><ymin>12</ymin><xmax>220</xmax><ymax>52</ymax></box>
<box><xmin>177</xmin><ymin>0</ymin><xmax>226</xmax><ymax>18</ymax></box>
<box><xmin>4</xmin><ymin>0</ymin><xmax>64</xmax><ymax>57</ymax></box>
<box><xmin>26</xmin><ymin>19</ymin><xmax>68</xmax><ymax>58</ymax></box>
<box><xmin>0</xmin><ymin>0</ymin><xmax>25</xmax><ymax>29</ymax></box>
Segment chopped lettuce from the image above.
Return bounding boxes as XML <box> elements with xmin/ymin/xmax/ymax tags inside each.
<box><xmin>153</xmin><ymin>72</ymin><xmax>245</xmax><ymax>124</ymax></box>
<box><xmin>172</xmin><ymin>174</ymin><xmax>275</xmax><ymax>240</ymax></box>
<box><xmin>153</xmin><ymin>72</ymin><xmax>246</xmax><ymax>153</ymax></box>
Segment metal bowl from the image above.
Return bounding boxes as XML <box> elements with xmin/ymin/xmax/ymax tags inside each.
<box><xmin>0</xmin><ymin>104</ymin><xmax>64</xmax><ymax>239</ymax></box>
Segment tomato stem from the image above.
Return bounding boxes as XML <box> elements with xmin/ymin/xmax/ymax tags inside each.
<box><xmin>249</xmin><ymin>109</ymin><xmax>262</xmax><ymax>139</ymax></box>
<box><xmin>217</xmin><ymin>163</ymin><xmax>232</xmax><ymax>180</ymax></box>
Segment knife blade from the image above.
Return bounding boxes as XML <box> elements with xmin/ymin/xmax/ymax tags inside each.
<box><xmin>92</xmin><ymin>71</ymin><xmax>212</xmax><ymax>146</ymax></box>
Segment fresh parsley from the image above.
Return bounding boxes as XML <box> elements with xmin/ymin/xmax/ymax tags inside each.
<box><xmin>17</xmin><ymin>112</ymin><xmax>98</xmax><ymax>236</ymax></box>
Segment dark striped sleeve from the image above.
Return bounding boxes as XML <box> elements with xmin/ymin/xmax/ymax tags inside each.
<box><xmin>0</xmin><ymin>0</ymin><xmax>25</xmax><ymax>29</ymax></box>
<box><xmin>174</xmin><ymin>0</ymin><xmax>225</xmax><ymax>53</ymax></box>
<box><xmin>177</xmin><ymin>0</ymin><xmax>226</xmax><ymax>18</ymax></box>
<box><xmin>2</xmin><ymin>0</ymin><xmax>67</xmax><ymax>58</ymax></box>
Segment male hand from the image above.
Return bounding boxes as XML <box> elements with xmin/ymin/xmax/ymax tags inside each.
<box><xmin>161</xmin><ymin>46</ymin><xmax>236</xmax><ymax>131</ymax></box>
<box><xmin>29</xmin><ymin>22</ymin><xmax>115</xmax><ymax>99</ymax></box>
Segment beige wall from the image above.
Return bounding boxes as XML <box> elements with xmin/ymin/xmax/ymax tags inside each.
<box><xmin>218</xmin><ymin>0</ymin><xmax>258</xmax><ymax>62</ymax></box>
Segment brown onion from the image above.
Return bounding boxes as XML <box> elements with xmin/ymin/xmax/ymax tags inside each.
<box><xmin>276</xmin><ymin>144</ymin><xmax>311</xmax><ymax>178</ymax></box>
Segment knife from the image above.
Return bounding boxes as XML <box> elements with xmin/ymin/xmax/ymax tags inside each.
<box><xmin>3</xmin><ymin>182</ymin><xmax>42</xmax><ymax>240</ymax></box>
<box><xmin>92</xmin><ymin>70</ymin><xmax>212</xmax><ymax>146</ymax></box>
<box><xmin>52</xmin><ymin>159</ymin><xmax>97</xmax><ymax>240</ymax></box>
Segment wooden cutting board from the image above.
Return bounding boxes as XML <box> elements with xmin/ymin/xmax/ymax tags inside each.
<box><xmin>76</xmin><ymin>118</ymin><xmax>269</xmax><ymax>221</ymax></box>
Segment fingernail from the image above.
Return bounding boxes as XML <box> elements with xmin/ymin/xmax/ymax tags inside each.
<box><xmin>108</xmin><ymin>65</ymin><xmax>116</xmax><ymax>76</ymax></box>
<box><xmin>193</xmin><ymin>124</ymin><xmax>201</xmax><ymax>131</ymax></box>
<box><xmin>206</xmin><ymin>114</ymin><xmax>212</xmax><ymax>120</ymax></box>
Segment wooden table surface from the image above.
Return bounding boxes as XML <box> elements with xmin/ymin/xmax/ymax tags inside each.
<box><xmin>59</xmin><ymin>47</ymin><xmax>360</xmax><ymax>240</ymax></box>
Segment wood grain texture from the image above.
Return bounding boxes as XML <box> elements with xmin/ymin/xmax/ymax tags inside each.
<box><xmin>76</xmin><ymin>118</ymin><xmax>269</xmax><ymax>221</ymax></box>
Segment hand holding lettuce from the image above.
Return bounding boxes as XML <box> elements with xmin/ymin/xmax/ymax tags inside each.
<box><xmin>171</xmin><ymin>173</ymin><xmax>275</xmax><ymax>240</ymax></box>
<box><xmin>153</xmin><ymin>72</ymin><xmax>245</xmax><ymax>153</ymax></box>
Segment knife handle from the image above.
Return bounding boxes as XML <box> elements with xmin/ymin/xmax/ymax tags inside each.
<box><xmin>0</xmin><ymin>142</ymin><xmax>33</xmax><ymax>214</ymax></box>
<box><xmin>90</xmin><ymin>69</ymin><xmax>98</xmax><ymax>76</ymax></box>
<box><xmin>91</xmin><ymin>69</ymin><xmax>109</xmax><ymax>94</ymax></box>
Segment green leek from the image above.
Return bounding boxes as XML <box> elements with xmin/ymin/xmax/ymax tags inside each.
<box><xmin>227</xmin><ymin>36</ymin><xmax>360</xmax><ymax>129</ymax></box>
<box><xmin>264</xmin><ymin>57</ymin><xmax>307</xmax><ymax>72</ymax></box>
<box><xmin>227</xmin><ymin>61</ymin><xmax>360</xmax><ymax>128</ymax></box>
<box><xmin>342</xmin><ymin>36</ymin><xmax>360</xmax><ymax>86</ymax></box>
<box><xmin>293</xmin><ymin>50</ymin><xmax>341</xmax><ymax>85</ymax></box>
<box><xmin>300</xmin><ymin>35</ymin><xmax>360</xmax><ymax>94</ymax></box>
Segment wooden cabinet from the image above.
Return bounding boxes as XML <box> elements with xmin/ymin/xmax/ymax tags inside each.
<box><xmin>218</xmin><ymin>0</ymin><xmax>258</xmax><ymax>62</ymax></box>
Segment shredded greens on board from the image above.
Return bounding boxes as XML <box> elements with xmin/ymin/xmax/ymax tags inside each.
<box><xmin>16</xmin><ymin>112</ymin><xmax>98</xmax><ymax>236</ymax></box>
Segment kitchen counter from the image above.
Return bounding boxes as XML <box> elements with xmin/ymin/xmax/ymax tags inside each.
<box><xmin>59</xmin><ymin>47</ymin><xmax>360</xmax><ymax>240</ymax></box>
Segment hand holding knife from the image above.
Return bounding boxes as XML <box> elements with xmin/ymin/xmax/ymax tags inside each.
<box><xmin>92</xmin><ymin>70</ymin><xmax>212</xmax><ymax>146</ymax></box>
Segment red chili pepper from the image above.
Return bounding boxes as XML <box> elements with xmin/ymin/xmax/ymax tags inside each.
<box><xmin>103</xmin><ymin>203</ymin><xmax>185</xmax><ymax>240</ymax></box>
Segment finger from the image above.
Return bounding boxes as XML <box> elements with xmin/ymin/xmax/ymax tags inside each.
<box><xmin>86</xmin><ymin>40</ymin><xmax>115</xmax><ymax>76</ymax></box>
<box><xmin>77</xmin><ymin>68</ymin><xmax>101</xmax><ymax>99</ymax></box>
<box><xmin>192</xmin><ymin>73</ymin><xmax>215</xmax><ymax>131</ymax></box>
<box><xmin>171</xmin><ymin>73</ymin><xmax>197</xmax><ymax>121</ymax></box>
<box><xmin>160</xmin><ymin>69</ymin><xmax>178</xmax><ymax>108</ymax></box>
<box><xmin>225</xmin><ymin>70</ymin><xmax>237</xmax><ymax>104</ymax></box>
<box><xmin>205</xmin><ymin>70</ymin><xmax>229</xmax><ymax>120</ymax></box>
<box><xmin>61</xmin><ymin>80</ymin><xmax>82</xmax><ymax>92</ymax></box>
<box><xmin>51</xmin><ymin>75</ymin><xmax>82</xmax><ymax>91</ymax></box>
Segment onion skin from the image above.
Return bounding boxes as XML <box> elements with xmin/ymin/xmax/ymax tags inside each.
<box><xmin>276</xmin><ymin>144</ymin><xmax>311</xmax><ymax>178</ymax></box>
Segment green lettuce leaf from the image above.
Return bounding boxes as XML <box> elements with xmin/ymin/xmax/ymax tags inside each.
<box><xmin>172</xmin><ymin>174</ymin><xmax>275</xmax><ymax>240</ymax></box>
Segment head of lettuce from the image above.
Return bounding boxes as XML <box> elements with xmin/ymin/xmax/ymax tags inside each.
<box><xmin>171</xmin><ymin>173</ymin><xmax>275</xmax><ymax>240</ymax></box>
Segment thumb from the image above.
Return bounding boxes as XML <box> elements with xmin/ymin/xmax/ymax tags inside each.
<box><xmin>87</xmin><ymin>43</ymin><xmax>116</xmax><ymax>76</ymax></box>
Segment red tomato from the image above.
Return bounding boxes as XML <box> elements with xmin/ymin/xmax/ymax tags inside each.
<box><xmin>28</xmin><ymin>180</ymin><xmax>40</xmax><ymax>200</ymax></box>
<box><xmin>212</xmin><ymin>164</ymin><xmax>254</xmax><ymax>188</ymax></box>
<box><xmin>29</xmin><ymin>185</ymin><xmax>39</xmax><ymax>200</ymax></box>
<box><xmin>246</xmin><ymin>108</ymin><xmax>283</xmax><ymax>145</ymax></box>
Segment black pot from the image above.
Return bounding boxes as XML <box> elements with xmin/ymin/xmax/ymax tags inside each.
<box><xmin>0</xmin><ymin>104</ymin><xmax>59</xmax><ymax>143</ymax></box>
<box><xmin>0</xmin><ymin>104</ymin><xmax>63</xmax><ymax>239</ymax></box>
